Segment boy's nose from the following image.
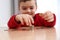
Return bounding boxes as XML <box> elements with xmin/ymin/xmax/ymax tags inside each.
<box><xmin>27</xmin><ymin>9</ymin><xmax>31</xmax><ymax>13</ymax></box>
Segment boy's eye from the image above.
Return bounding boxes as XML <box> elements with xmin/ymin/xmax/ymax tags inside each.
<box><xmin>30</xmin><ymin>6</ymin><xmax>33</xmax><ymax>9</ymax></box>
<box><xmin>22</xmin><ymin>8</ymin><xmax>27</xmax><ymax>10</ymax></box>
<box><xmin>30</xmin><ymin>7</ymin><xmax>33</xmax><ymax>9</ymax></box>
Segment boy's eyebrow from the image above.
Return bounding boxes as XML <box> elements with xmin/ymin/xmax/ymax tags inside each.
<box><xmin>22</xmin><ymin>6</ymin><xmax>26</xmax><ymax>7</ymax></box>
<box><xmin>22</xmin><ymin>6</ymin><xmax>34</xmax><ymax>7</ymax></box>
<box><xmin>30</xmin><ymin>6</ymin><xmax>33</xmax><ymax>7</ymax></box>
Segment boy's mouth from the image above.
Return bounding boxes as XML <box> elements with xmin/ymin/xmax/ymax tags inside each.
<box><xmin>29</xmin><ymin>13</ymin><xmax>34</xmax><ymax>15</ymax></box>
<box><xmin>29</xmin><ymin>14</ymin><xmax>34</xmax><ymax>16</ymax></box>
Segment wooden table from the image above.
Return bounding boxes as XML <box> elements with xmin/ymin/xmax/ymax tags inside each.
<box><xmin>0</xmin><ymin>27</ymin><xmax>56</xmax><ymax>40</ymax></box>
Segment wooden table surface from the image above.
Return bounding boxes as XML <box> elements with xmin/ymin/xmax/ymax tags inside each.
<box><xmin>0</xmin><ymin>27</ymin><xmax>56</xmax><ymax>40</ymax></box>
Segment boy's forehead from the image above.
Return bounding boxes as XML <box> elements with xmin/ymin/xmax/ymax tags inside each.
<box><xmin>20</xmin><ymin>0</ymin><xmax>36</xmax><ymax>7</ymax></box>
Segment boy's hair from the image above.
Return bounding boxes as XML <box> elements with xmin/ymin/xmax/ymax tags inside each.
<box><xmin>18</xmin><ymin>0</ymin><xmax>37</xmax><ymax>7</ymax></box>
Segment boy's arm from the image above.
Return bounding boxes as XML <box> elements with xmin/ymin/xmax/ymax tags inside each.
<box><xmin>7</xmin><ymin>15</ymin><xmax>21</xmax><ymax>29</ymax></box>
<box><xmin>43</xmin><ymin>14</ymin><xmax>56</xmax><ymax>27</ymax></box>
<box><xmin>34</xmin><ymin>13</ymin><xmax>56</xmax><ymax>27</ymax></box>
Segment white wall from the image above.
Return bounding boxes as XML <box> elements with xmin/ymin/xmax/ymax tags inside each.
<box><xmin>56</xmin><ymin>0</ymin><xmax>60</xmax><ymax>40</ymax></box>
<box><xmin>0</xmin><ymin>0</ymin><xmax>12</xmax><ymax>27</ymax></box>
<box><xmin>57</xmin><ymin>0</ymin><xmax>60</xmax><ymax>26</ymax></box>
<box><xmin>36</xmin><ymin>0</ymin><xmax>57</xmax><ymax>13</ymax></box>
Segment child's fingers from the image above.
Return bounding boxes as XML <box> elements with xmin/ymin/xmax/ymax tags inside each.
<box><xmin>43</xmin><ymin>11</ymin><xmax>54</xmax><ymax>22</ymax></box>
<box><xmin>17</xmin><ymin>14</ymin><xmax>34</xmax><ymax>26</ymax></box>
<box><xmin>43</xmin><ymin>11</ymin><xmax>53</xmax><ymax>20</ymax></box>
<box><xmin>19</xmin><ymin>16</ymin><xmax>24</xmax><ymax>25</ymax></box>
<box><xmin>44</xmin><ymin>14</ymin><xmax>54</xmax><ymax>20</ymax></box>
<box><xmin>29</xmin><ymin>16</ymin><xmax>34</xmax><ymax>24</ymax></box>
<box><xmin>43</xmin><ymin>11</ymin><xmax>52</xmax><ymax>18</ymax></box>
<box><xmin>16</xmin><ymin>15</ymin><xmax>24</xmax><ymax>24</ymax></box>
<box><xmin>23</xmin><ymin>15</ymin><xmax>34</xmax><ymax>26</ymax></box>
<box><xmin>23</xmin><ymin>15</ymin><xmax>29</xmax><ymax>25</ymax></box>
<box><xmin>47</xmin><ymin>18</ymin><xmax>54</xmax><ymax>22</ymax></box>
<box><xmin>28</xmin><ymin>17</ymin><xmax>32</xmax><ymax>26</ymax></box>
<box><xmin>26</xmin><ymin>15</ymin><xmax>34</xmax><ymax>26</ymax></box>
<box><xmin>42</xmin><ymin>13</ymin><xmax>49</xmax><ymax>18</ymax></box>
<box><xmin>47</xmin><ymin>14</ymin><xmax>54</xmax><ymax>22</ymax></box>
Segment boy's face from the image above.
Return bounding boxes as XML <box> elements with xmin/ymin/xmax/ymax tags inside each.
<box><xmin>19</xmin><ymin>0</ymin><xmax>37</xmax><ymax>15</ymax></box>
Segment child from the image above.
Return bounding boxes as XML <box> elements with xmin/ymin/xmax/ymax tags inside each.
<box><xmin>8</xmin><ymin>0</ymin><xmax>56</xmax><ymax>29</ymax></box>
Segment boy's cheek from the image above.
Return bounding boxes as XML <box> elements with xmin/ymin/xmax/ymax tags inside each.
<box><xmin>32</xmin><ymin>9</ymin><xmax>36</xmax><ymax>12</ymax></box>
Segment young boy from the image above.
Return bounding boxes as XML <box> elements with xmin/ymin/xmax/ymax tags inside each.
<box><xmin>8</xmin><ymin>0</ymin><xmax>56</xmax><ymax>29</ymax></box>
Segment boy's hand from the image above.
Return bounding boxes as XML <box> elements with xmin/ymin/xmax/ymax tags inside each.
<box><xmin>39</xmin><ymin>11</ymin><xmax>54</xmax><ymax>22</ymax></box>
<box><xmin>15</xmin><ymin>14</ymin><xmax>34</xmax><ymax>26</ymax></box>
